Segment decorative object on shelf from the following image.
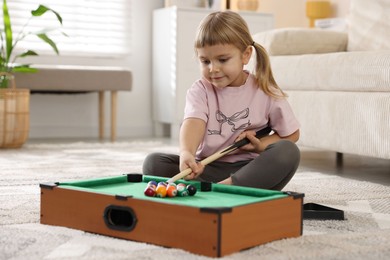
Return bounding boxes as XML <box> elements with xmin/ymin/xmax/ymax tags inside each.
<box><xmin>0</xmin><ymin>0</ymin><xmax>63</xmax><ymax>148</ymax></box>
<box><xmin>226</xmin><ymin>0</ymin><xmax>231</xmax><ymax>9</ymax></box>
<box><xmin>235</xmin><ymin>0</ymin><xmax>259</xmax><ymax>11</ymax></box>
<box><xmin>211</xmin><ymin>0</ymin><xmax>255</xmax><ymax>11</ymax></box>
<box><xmin>209</xmin><ymin>0</ymin><xmax>224</xmax><ymax>10</ymax></box>
<box><xmin>306</xmin><ymin>0</ymin><xmax>331</xmax><ymax>28</ymax></box>
<box><xmin>315</xmin><ymin>18</ymin><xmax>347</xmax><ymax>31</ymax></box>
<box><xmin>164</xmin><ymin>0</ymin><xmax>209</xmax><ymax>8</ymax></box>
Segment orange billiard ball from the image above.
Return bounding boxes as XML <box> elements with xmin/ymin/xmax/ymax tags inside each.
<box><xmin>166</xmin><ymin>185</ymin><xmax>177</xmax><ymax>197</ymax></box>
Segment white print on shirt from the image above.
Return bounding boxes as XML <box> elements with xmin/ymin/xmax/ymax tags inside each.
<box><xmin>208</xmin><ymin>108</ymin><xmax>251</xmax><ymax>135</ymax></box>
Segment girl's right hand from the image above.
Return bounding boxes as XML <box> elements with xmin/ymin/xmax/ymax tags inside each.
<box><xmin>179</xmin><ymin>151</ymin><xmax>204</xmax><ymax>180</ymax></box>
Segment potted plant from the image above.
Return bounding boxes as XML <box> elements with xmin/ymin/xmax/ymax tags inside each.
<box><xmin>0</xmin><ymin>0</ymin><xmax>63</xmax><ymax>148</ymax></box>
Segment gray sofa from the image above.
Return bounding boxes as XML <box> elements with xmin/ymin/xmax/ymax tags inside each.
<box><xmin>251</xmin><ymin>0</ymin><xmax>390</xmax><ymax>160</ymax></box>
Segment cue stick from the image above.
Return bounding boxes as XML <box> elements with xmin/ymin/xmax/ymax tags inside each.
<box><xmin>166</xmin><ymin>126</ymin><xmax>272</xmax><ymax>183</ymax></box>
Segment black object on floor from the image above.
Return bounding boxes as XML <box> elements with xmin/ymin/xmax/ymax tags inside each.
<box><xmin>303</xmin><ymin>203</ymin><xmax>345</xmax><ymax>220</ymax></box>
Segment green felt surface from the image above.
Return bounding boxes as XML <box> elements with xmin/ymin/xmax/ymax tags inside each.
<box><xmin>59</xmin><ymin>174</ymin><xmax>287</xmax><ymax>208</ymax></box>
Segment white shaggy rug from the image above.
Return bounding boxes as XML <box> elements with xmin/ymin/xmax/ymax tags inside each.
<box><xmin>1</xmin><ymin>141</ymin><xmax>390</xmax><ymax>259</ymax></box>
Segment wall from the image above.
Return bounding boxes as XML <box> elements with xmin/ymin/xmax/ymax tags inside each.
<box><xmin>219</xmin><ymin>0</ymin><xmax>350</xmax><ymax>28</ymax></box>
<box><xmin>257</xmin><ymin>0</ymin><xmax>351</xmax><ymax>28</ymax></box>
<box><xmin>25</xmin><ymin>0</ymin><xmax>164</xmax><ymax>140</ymax></box>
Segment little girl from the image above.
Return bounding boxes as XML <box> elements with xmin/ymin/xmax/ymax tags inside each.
<box><xmin>143</xmin><ymin>11</ymin><xmax>300</xmax><ymax>190</ymax></box>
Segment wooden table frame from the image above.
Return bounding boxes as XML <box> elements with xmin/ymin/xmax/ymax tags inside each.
<box><xmin>40</xmin><ymin>174</ymin><xmax>304</xmax><ymax>257</ymax></box>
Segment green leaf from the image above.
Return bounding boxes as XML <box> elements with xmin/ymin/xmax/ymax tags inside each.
<box><xmin>0</xmin><ymin>64</ymin><xmax>10</xmax><ymax>72</ymax></box>
<box><xmin>31</xmin><ymin>5</ymin><xmax>63</xmax><ymax>25</ymax></box>
<box><xmin>16</xmin><ymin>50</ymin><xmax>39</xmax><ymax>59</ymax></box>
<box><xmin>2</xmin><ymin>0</ymin><xmax>13</xmax><ymax>61</ymax></box>
<box><xmin>37</xmin><ymin>34</ymin><xmax>59</xmax><ymax>54</ymax></box>
<box><xmin>1</xmin><ymin>1</ymin><xmax>64</xmax><ymax>79</ymax></box>
<box><xmin>11</xmin><ymin>65</ymin><xmax>38</xmax><ymax>73</ymax></box>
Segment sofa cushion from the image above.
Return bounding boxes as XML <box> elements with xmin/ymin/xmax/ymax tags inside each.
<box><xmin>15</xmin><ymin>65</ymin><xmax>132</xmax><ymax>92</ymax></box>
<box><xmin>252</xmin><ymin>28</ymin><xmax>348</xmax><ymax>56</ymax></box>
<box><xmin>347</xmin><ymin>0</ymin><xmax>390</xmax><ymax>51</ymax></box>
<box><xmin>269</xmin><ymin>50</ymin><xmax>390</xmax><ymax>92</ymax></box>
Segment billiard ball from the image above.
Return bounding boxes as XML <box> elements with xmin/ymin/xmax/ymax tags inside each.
<box><xmin>155</xmin><ymin>185</ymin><xmax>167</xmax><ymax>198</ymax></box>
<box><xmin>166</xmin><ymin>185</ymin><xmax>177</xmax><ymax>197</ymax></box>
<box><xmin>177</xmin><ymin>185</ymin><xmax>189</xmax><ymax>197</ymax></box>
<box><xmin>147</xmin><ymin>180</ymin><xmax>157</xmax><ymax>188</ymax></box>
<box><xmin>177</xmin><ymin>183</ymin><xmax>186</xmax><ymax>189</ymax></box>
<box><xmin>166</xmin><ymin>183</ymin><xmax>176</xmax><ymax>190</ymax></box>
<box><xmin>158</xmin><ymin>182</ymin><xmax>168</xmax><ymax>187</ymax></box>
<box><xmin>186</xmin><ymin>184</ymin><xmax>197</xmax><ymax>196</ymax></box>
<box><xmin>144</xmin><ymin>186</ymin><xmax>156</xmax><ymax>197</ymax></box>
<box><xmin>176</xmin><ymin>184</ymin><xmax>185</xmax><ymax>191</ymax></box>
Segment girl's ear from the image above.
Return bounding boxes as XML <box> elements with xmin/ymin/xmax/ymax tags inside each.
<box><xmin>242</xmin><ymin>45</ymin><xmax>253</xmax><ymax>65</ymax></box>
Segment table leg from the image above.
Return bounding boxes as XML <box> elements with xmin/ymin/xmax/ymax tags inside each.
<box><xmin>111</xmin><ymin>91</ymin><xmax>117</xmax><ymax>142</ymax></box>
<box><xmin>99</xmin><ymin>91</ymin><xmax>105</xmax><ymax>140</ymax></box>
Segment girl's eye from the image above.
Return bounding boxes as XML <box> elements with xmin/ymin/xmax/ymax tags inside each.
<box><xmin>201</xmin><ymin>60</ymin><xmax>210</xmax><ymax>65</ymax></box>
<box><xmin>219</xmin><ymin>58</ymin><xmax>229</xmax><ymax>63</ymax></box>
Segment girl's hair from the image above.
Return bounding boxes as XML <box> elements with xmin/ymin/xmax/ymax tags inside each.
<box><xmin>194</xmin><ymin>11</ymin><xmax>286</xmax><ymax>98</ymax></box>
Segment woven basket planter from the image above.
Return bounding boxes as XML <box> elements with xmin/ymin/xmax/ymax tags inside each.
<box><xmin>0</xmin><ymin>73</ymin><xmax>30</xmax><ymax>148</ymax></box>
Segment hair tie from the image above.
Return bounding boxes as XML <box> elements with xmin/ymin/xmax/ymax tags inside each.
<box><xmin>251</xmin><ymin>41</ymin><xmax>255</xmax><ymax>46</ymax></box>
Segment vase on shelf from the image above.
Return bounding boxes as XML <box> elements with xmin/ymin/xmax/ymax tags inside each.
<box><xmin>0</xmin><ymin>73</ymin><xmax>30</xmax><ymax>148</ymax></box>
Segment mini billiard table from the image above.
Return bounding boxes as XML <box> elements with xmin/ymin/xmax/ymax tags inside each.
<box><xmin>40</xmin><ymin>173</ymin><xmax>304</xmax><ymax>257</ymax></box>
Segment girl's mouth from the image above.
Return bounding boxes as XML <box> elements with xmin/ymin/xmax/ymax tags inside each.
<box><xmin>212</xmin><ymin>76</ymin><xmax>224</xmax><ymax>81</ymax></box>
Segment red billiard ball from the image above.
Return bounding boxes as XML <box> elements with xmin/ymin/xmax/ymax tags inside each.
<box><xmin>144</xmin><ymin>186</ymin><xmax>156</xmax><ymax>197</ymax></box>
<box><xmin>177</xmin><ymin>183</ymin><xmax>186</xmax><ymax>190</ymax></box>
<box><xmin>186</xmin><ymin>184</ymin><xmax>197</xmax><ymax>196</ymax></box>
<box><xmin>176</xmin><ymin>184</ymin><xmax>185</xmax><ymax>191</ymax></box>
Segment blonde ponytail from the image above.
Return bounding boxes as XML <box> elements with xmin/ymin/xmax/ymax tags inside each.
<box><xmin>252</xmin><ymin>42</ymin><xmax>287</xmax><ymax>98</ymax></box>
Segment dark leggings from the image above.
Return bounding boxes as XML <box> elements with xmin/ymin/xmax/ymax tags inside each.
<box><xmin>142</xmin><ymin>140</ymin><xmax>300</xmax><ymax>190</ymax></box>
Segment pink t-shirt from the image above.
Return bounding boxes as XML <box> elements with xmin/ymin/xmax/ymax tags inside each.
<box><xmin>184</xmin><ymin>73</ymin><xmax>300</xmax><ymax>163</ymax></box>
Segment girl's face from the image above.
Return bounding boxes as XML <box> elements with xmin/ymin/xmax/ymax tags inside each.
<box><xmin>197</xmin><ymin>43</ymin><xmax>252</xmax><ymax>88</ymax></box>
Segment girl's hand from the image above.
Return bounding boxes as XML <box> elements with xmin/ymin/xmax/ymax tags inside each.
<box><xmin>236</xmin><ymin>130</ymin><xmax>268</xmax><ymax>153</ymax></box>
<box><xmin>179</xmin><ymin>151</ymin><xmax>204</xmax><ymax>180</ymax></box>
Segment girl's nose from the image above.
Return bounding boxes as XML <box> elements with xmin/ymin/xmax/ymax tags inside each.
<box><xmin>209</xmin><ymin>62</ymin><xmax>220</xmax><ymax>72</ymax></box>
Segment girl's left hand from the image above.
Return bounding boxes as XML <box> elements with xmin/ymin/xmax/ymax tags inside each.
<box><xmin>236</xmin><ymin>130</ymin><xmax>267</xmax><ymax>153</ymax></box>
